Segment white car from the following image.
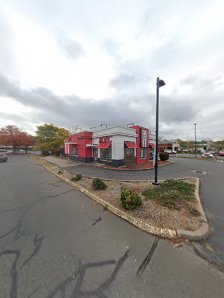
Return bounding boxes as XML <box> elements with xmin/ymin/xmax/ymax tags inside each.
<box><xmin>164</xmin><ymin>149</ymin><xmax>176</xmax><ymax>154</ymax></box>
<box><xmin>164</xmin><ymin>149</ymin><xmax>172</xmax><ymax>154</ymax></box>
<box><xmin>202</xmin><ymin>152</ymin><xmax>214</xmax><ymax>158</ymax></box>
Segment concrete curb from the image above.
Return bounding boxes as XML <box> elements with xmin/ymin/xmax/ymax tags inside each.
<box><xmin>177</xmin><ymin>177</ymin><xmax>210</xmax><ymax>240</ymax></box>
<box><xmin>43</xmin><ymin>156</ymin><xmax>174</xmax><ymax>171</ymax></box>
<box><xmin>88</xmin><ymin>160</ymin><xmax>174</xmax><ymax>171</ymax></box>
<box><xmin>175</xmin><ymin>156</ymin><xmax>224</xmax><ymax>163</ymax></box>
<box><xmin>34</xmin><ymin>157</ymin><xmax>209</xmax><ymax>240</ymax></box>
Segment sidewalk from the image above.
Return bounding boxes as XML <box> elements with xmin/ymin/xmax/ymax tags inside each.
<box><xmin>42</xmin><ymin>156</ymin><xmax>82</xmax><ymax>168</ymax></box>
<box><xmin>42</xmin><ymin>156</ymin><xmax>171</xmax><ymax>171</ymax></box>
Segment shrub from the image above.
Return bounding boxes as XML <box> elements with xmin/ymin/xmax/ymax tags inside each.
<box><xmin>42</xmin><ymin>149</ymin><xmax>49</xmax><ymax>156</ymax></box>
<box><xmin>53</xmin><ymin>148</ymin><xmax>61</xmax><ymax>156</ymax></box>
<box><xmin>120</xmin><ymin>189</ymin><xmax>142</xmax><ymax>210</ymax></box>
<box><xmin>75</xmin><ymin>174</ymin><xmax>82</xmax><ymax>181</ymax></box>
<box><xmin>92</xmin><ymin>178</ymin><xmax>107</xmax><ymax>190</ymax></box>
<box><xmin>71</xmin><ymin>174</ymin><xmax>82</xmax><ymax>182</ymax></box>
<box><xmin>124</xmin><ymin>152</ymin><xmax>136</xmax><ymax>168</ymax></box>
<box><xmin>159</xmin><ymin>152</ymin><xmax>169</xmax><ymax>161</ymax></box>
<box><xmin>57</xmin><ymin>170</ymin><xmax>63</xmax><ymax>174</ymax></box>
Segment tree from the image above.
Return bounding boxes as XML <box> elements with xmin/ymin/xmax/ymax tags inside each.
<box><xmin>35</xmin><ymin>124</ymin><xmax>69</xmax><ymax>154</ymax></box>
<box><xmin>214</xmin><ymin>140</ymin><xmax>224</xmax><ymax>150</ymax></box>
<box><xmin>0</xmin><ymin>125</ymin><xmax>35</xmax><ymax>151</ymax></box>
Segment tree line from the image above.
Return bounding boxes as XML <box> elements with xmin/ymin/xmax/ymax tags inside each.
<box><xmin>0</xmin><ymin>124</ymin><xmax>69</xmax><ymax>154</ymax></box>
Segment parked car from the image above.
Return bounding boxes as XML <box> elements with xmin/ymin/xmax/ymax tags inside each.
<box><xmin>202</xmin><ymin>152</ymin><xmax>214</xmax><ymax>158</ymax></box>
<box><xmin>218</xmin><ymin>152</ymin><xmax>224</xmax><ymax>156</ymax></box>
<box><xmin>14</xmin><ymin>149</ymin><xmax>26</xmax><ymax>154</ymax></box>
<box><xmin>164</xmin><ymin>149</ymin><xmax>176</xmax><ymax>154</ymax></box>
<box><xmin>0</xmin><ymin>154</ymin><xmax>8</xmax><ymax>162</ymax></box>
<box><xmin>164</xmin><ymin>149</ymin><xmax>172</xmax><ymax>154</ymax></box>
<box><xmin>19</xmin><ymin>149</ymin><xmax>26</xmax><ymax>153</ymax></box>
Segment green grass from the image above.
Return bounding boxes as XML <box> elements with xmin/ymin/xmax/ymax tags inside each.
<box><xmin>142</xmin><ymin>179</ymin><xmax>195</xmax><ymax>210</ymax></box>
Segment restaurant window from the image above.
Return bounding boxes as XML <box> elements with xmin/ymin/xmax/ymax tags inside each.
<box><xmin>100</xmin><ymin>148</ymin><xmax>112</xmax><ymax>160</ymax></box>
<box><xmin>140</xmin><ymin>148</ymin><xmax>146</xmax><ymax>159</ymax></box>
<box><xmin>124</xmin><ymin>148</ymin><xmax>135</xmax><ymax>157</ymax></box>
<box><xmin>72</xmin><ymin>146</ymin><xmax>78</xmax><ymax>156</ymax></box>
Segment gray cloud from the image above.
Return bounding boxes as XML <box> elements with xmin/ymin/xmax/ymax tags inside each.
<box><xmin>2</xmin><ymin>66</ymin><xmax>224</xmax><ymax>141</ymax></box>
<box><xmin>160</xmin><ymin>96</ymin><xmax>197</xmax><ymax>123</ymax></box>
<box><xmin>0</xmin><ymin>72</ymin><xmax>155</xmax><ymax>130</ymax></box>
<box><xmin>110</xmin><ymin>74</ymin><xmax>148</xmax><ymax>91</ymax></box>
<box><xmin>57</xmin><ymin>34</ymin><xmax>84</xmax><ymax>59</ymax></box>
<box><xmin>1</xmin><ymin>71</ymin><xmax>223</xmax><ymax>139</ymax></box>
<box><xmin>181</xmin><ymin>74</ymin><xmax>224</xmax><ymax>91</ymax></box>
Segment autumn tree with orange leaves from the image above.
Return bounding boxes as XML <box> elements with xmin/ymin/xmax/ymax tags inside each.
<box><xmin>0</xmin><ymin>125</ymin><xmax>35</xmax><ymax>151</ymax></box>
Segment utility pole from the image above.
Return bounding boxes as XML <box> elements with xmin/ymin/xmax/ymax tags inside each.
<box><xmin>153</xmin><ymin>77</ymin><xmax>165</xmax><ymax>185</ymax></box>
<box><xmin>194</xmin><ymin>123</ymin><xmax>197</xmax><ymax>158</ymax></box>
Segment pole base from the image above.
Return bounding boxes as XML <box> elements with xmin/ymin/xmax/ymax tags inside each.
<box><xmin>152</xmin><ymin>182</ymin><xmax>160</xmax><ymax>186</ymax></box>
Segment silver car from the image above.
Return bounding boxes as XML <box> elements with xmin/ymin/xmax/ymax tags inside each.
<box><xmin>0</xmin><ymin>154</ymin><xmax>8</xmax><ymax>162</ymax></box>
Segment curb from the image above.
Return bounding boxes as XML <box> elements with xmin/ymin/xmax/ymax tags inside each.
<box><xmin>175</xmin><ymin>156</ymin><xmax>224</xmax><ymax>163</ymax></box>
<box><xmin>88</xmin><ymin>160</ymin><xmax>174</xmax><ymax>171</ymax></box>
<box><xmin>44</xmin><ymin>156</ymin><xmax>174</xmax><ymax>172</ymax></box>
<box><xmin>34</xmin><ymin>157</ymin><xmax>209</xmax><ymax>240</ymax></box>
<box><xmin>177</xmin><ymin>177</ymin><xmax>210</xmax><ymax>240</ymax></box>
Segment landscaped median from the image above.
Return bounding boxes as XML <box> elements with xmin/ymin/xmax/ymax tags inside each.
<box><xmin>33</xmin><ymin>156</ymin><xmax>209</xmax><ymax>240</ymax></box>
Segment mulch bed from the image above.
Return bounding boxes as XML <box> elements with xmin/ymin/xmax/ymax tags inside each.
<box><xmin>37</xmin><ymin>157</ymin><xmax>203</xmax><ymax>232</ymax></box>
<box><xmin>65</xmin><ymin>172</ymin><xmax>202</xmax><ymax>231</ymax></box>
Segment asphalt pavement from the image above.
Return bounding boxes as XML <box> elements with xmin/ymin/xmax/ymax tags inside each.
<box><xmin>63</xmin><ymin>156</ymin><xmax>224</xmax><ymax>269</ymax></box>
<box><xmin>1</xmin><ymin>155</ymin><xmax>224</xmax><ymax>297</ymax></box>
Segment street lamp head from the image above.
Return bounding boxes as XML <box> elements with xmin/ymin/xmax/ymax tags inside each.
<box><xmin>158</xmin><ymin>79</ymin><xmax>165</xmax><ymax>88</ymax></box>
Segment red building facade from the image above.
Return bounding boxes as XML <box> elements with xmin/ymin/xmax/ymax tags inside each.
<box><xmin>64</xmin><ymin>131</ymin><xmax>93</xmax><ymax>162</ymax></box>
<box><xmin>64</xmin><ymin>125</ymin><xmax>153</xmax><ymax>166</ymax></box>
<box><xmin>131</xmin><ymin>125</ymin><xmax>149</xmax><ymax>164</ymax></box>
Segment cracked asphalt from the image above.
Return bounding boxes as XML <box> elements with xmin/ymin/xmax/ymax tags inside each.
<box><xmin>1</xmin><ymin>155</ymin><xmax>224</xmax><ymax>297</ymax></box>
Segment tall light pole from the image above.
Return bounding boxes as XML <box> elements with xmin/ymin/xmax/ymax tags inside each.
<box><xmin>153</xmin><ymin>77</ymin><xmax>166</xmax><ymax>185</ymax></box>
<box><xmin>194</xmin><ymin>123</ymin><xmax>197</xmax><ymax>158</ymax></box>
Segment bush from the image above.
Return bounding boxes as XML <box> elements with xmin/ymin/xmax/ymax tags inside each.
<box><xmin>124</xmin><ymin>152</ymin><xmax>136</xmax><ymax>167</ymax></box>
<box><xmin>57</xmin><ymin>170</ymin><xmax>63</xmax><ymax>174</ymax></box>
<box><xmin>120</xmin><ymin>189</ymin><xmax>142</xmax><ymax>210</ymax></box>
<box><xmin>42</xmin><ymin>149</ymin><xmax>49</xmax><ymax>156</ymax></box>
<box><xmin>71</xmin><ymin>174</ymin><xmax>82</xmax><ymax>181</ymax></box>
<box><xmin>53</xmin><ymin>148</ymin><xmax>61</xmax><ymax>156</ymax></box>
<box><xmin>159</xmin><ymin>152</ymin><xmax>169</xmax><ymax>161</ymax></box>
<box><xmin>92</xmin><ymin>178</ymin><xmax>107</xmax><ymax>190</ymax></box>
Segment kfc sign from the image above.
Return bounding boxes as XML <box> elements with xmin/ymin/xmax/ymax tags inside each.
<box><xmin>141</xmin><ymin>129</ymin><xmax>147</xmax><ymax>148</ymax></box>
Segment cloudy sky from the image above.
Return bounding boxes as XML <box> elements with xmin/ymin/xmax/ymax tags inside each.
<box><xmin>0</xmin><ymin>0</ymin><xmax>224</xmax><ymax>140</ymax></box>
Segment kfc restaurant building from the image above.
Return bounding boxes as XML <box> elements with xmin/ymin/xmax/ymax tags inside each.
<box><xmin>64</xmin><ymin>125</ymin><xmax>151</xmax><ymax>167</ymax></box>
